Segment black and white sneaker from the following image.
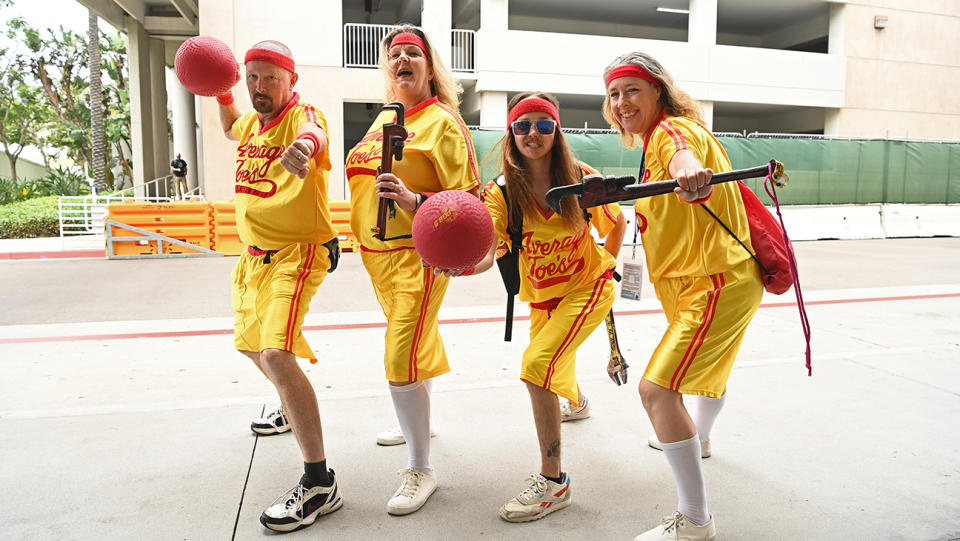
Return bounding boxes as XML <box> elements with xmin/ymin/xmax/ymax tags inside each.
<box><xmin>260</xmin><ymin>472</ymin><xmax>343</xmax><ymax>532</ymax></box>
<box><xmin>251</xmin><ymin>407</ymin><xmax>290</xmax><ymax>435</ymax></box>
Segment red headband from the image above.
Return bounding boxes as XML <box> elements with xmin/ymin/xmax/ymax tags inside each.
<box><xmin>389</xmin><ymin>32</ymin><xmax>430</xmax><ymax>59</ymax></box>
<box><xmin>606</xmin><ymin>64</ymin><xmax>661</xmax><ymax>88</ymax></box>
<box><xmin>244</xmin><ymin>48</ymin><xmax>295</xmax><ymax>73</ymax></box>
<box><xmin>507</xmin><ymin>97</ymin><xmax>561</xmax><ymax>128</ymax></box>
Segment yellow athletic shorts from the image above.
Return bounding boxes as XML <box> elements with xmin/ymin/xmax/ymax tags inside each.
<box><xmin>361</xmin><ymin>247</ymin><xmax>451</xmax><ymax>382</ymax></box>
<box><xmin>644</xmin><ymin>257</ymin><xmax>763</xmax><ymax>398</ymax></box>
<box><xmin>523</xmin><ymin>273</ymin><xmax>615</xmax><ymax>405</ymax></box>
<box><xmin>231</xmin><ymin>240</ymin><xmax>336</xmax><ymax>361</ymax></box>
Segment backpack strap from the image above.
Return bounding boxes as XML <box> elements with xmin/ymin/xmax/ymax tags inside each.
<box><xmin>700</xmin><ymin>202</ymin><xmax>769</xmax><ymax>276</ymax></box>
<box><xmin>494</xmin><ymin>175</ymin><xmax>522</xmax><ymax>341</ymax></box>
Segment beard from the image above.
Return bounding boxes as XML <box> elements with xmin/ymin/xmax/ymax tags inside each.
<box><xmin>252</xmin><ymin>94</ymin><xmax>274</xmax><ymax>114</ymax></box>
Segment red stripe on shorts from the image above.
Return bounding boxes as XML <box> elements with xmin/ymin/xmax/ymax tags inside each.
<box><xmin>543</xmin><ymin>275</ymin><xmax>605</xmax><ymax>389</ymax></box>
<box><xmin>285</xmin><ymin>244</ymin><xmax>317</xmax><ymax>351</ymax></box>
<box><xmin>408</xmin><ymin>270</ymin><xmax>435</xmax><ymax>381</ymax></box>
<box><xmin>669</xmin><ymin>272</ymin><xmax>724</xmax><ymax>391</ymax></box>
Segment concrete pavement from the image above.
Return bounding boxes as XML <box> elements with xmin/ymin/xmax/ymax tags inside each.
<box><xmin>1</xmin><ymin>238</ymin><xmax>959</xmax><ymax>540</ymax></box>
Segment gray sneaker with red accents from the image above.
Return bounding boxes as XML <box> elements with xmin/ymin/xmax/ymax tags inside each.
<box><xmin>499</xmin><ymin>473</ymin><xmax>571</xmax><ymax>523</ymax></box>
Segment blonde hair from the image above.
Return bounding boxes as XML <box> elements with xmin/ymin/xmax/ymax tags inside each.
<box><xmin>379</xmin><ymin>25</ymin><xmax>463</xmax><ymax>111</ymax></box>
<box><xmin>601</xmin><ymin>51</ymin><xmax>704</xmax><ymax>148</ymax></box>
<box><xmin>493</xmin><ymin>92</ymin><xmax>585</xmax><ymax>233</ymax></box>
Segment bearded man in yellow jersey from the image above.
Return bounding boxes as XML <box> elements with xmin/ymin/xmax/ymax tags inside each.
<box><xmin>216</xmin><ymin>40</ymin><xmax>342</xmax><ymax>533</ymax></box>
<box><xmin>603</xmin><ymin>52</ymin><xmax>764</xmax><ymax>541</ymax></box>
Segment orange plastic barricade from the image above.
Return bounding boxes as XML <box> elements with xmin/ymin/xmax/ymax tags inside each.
<box><xmin>106</xmin><ymin>201</ymin><xmax>214</xmax><ymax>257</ymax></box>
<box><xmin>212</xmin><ymin>201</ymin><xmax>244</xmax><ymax>256</ymax></box>
<box><xmin>329</xmin><ymin>200</ymin><xmax>358</xmax><ymax>252</ymax></box>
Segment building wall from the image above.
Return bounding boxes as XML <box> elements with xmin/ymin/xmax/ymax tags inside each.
<box><xmin>194</xmin><ymin>0</ymin><xmax>959</xmax><ymax>203</ymax></box>
<box><xmin>0</xmin><ymin>155</ymin><xmax>48</xmax><ymax>183</ymax></box>
<box><xmin>833</xmin><ymin>1</ymin><xmax>960</xmax><ymax>138</ymax></box>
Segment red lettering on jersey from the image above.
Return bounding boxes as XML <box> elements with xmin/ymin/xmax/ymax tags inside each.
<box><xmin>636</xmin><ymin>212</ymin><xmax>648</xmax><ymax>233</ymax></box>
<box><xmin>523</xmin><ymin>230</ymin><xmax>589</xmax><ymax>289</ymax></box>
<box><xmin>643</xmin><ymin>169</ymin><xmax>651</xmax><ymax>182</ymax></box>
<box><xmin>235</xmin><ymin>134</ymin><xmax>284</xmax><ymax>198</ymax></box>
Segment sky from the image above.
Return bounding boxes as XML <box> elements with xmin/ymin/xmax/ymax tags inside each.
<box><xmin>2</xmin><ymin>0</ymin><xmax>95</xmax><ymax>35</ymax></box>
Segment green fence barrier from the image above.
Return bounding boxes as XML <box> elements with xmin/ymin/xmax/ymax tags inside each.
<box><xmin>469</xmin><ymin>129</ymin><xmax>960</xmax><ymax>205</ymax></box>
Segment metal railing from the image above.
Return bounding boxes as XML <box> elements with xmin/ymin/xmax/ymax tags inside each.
<box><xmin>343</xmin><ymin>23</ymin><xmax>399</xmax><ymax>68</ymax></box>
<box><xmin>58</xmin><ymin>175</ymin><xmax>205</xmax><ymax>239</ymax></box>
<box><xmin>342</xmin><ymin>24</ymin><xmax>477</xmax><ymax>73</ymax></box>
<box><xmin>451</xmin><ymin>29</ymin><xmax>475</xmax><ymax>72</ymax></box>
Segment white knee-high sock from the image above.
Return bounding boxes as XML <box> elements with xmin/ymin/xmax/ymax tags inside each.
<box><xmin>389</xmin><ymin>381</ymin><xmax>432</xmax><ymax>471</ymax></box>
<box><xmin>690</xmin><ymin>392</ymin><xmax>726</xmax><ymax>440</ymax></box>
<box><xmin>661</xmin><ymin>434</ymin><xmax>710</xmax><ymax>526</ymax></box>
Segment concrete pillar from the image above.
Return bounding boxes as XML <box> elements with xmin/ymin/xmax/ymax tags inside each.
<box><xmin>480</xmin><ymin>0</ymin><xmax>509</xmax><ymax>30</ymax></box>
<box><xmin>150</xmin><ymin>38</ymin><xmax>170</xmax><ymax>195</ymax></box>
<box><xmin>194</xmin><ymin>94</ymin><xmax>205</xmax><ymax>191</ymax></box>
<box><xmin>700</xmin><ymin>100</ymin><xmax>714</xmax><ymax>131</ymax></box>
<box><xmin>824</xmin><ymin>108</ymin><xmax>841</xmax><ymax>135</ymax></box>
<box><xmin>126</xmin><ymin>18</ymin><xmax>155</xmax><ymax>196</ymax></box>
<box><xmin>479</xmin><ymin>91</ymin><xmax>508</xmax><ymax>129</ymax></box>
<box><xmin>688</xmin><ymin>0</ymin><xmax>717</xmax><ymax>46</ymax></box>
<box><xmin>168</xmin><ymin>66</ymin><xmax>199</xmax><ymax>191</ymax></box>
<box><xmin>421</xmin><ymin>0</ymin><xmax>452</xmax><ymax>67</ymax></box>
<box><xmin>828</xmin><ymin>2</ymin><xmax>845</xmax><ymax>55</ymax></box>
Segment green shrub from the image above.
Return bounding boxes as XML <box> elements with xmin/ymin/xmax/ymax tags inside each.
<box><xmin>0</xmin><ymin>195</ymin><xmax>60</xmax><ymax>239</ymax></box>
<box><xmin>41</xmin><ymin>167</ymin><xmax>90</xmax><ymax>197</ymax></box>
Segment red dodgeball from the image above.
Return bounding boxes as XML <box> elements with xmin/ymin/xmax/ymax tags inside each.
<box><xmin>175</xmin><ymin>36</ymin><xmax>238</xmax><ymax>97</ymax></box>
<box><xmin>413</xmin><ymin>190</ymin><xmax>494</xmax><ymax>272</ymax></box>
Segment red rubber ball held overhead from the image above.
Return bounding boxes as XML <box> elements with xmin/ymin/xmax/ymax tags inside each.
<box><xmin>412</xmin><ymin>190</ymin><xmax>495</xmax><ymax>272</ymax></box>
<box><xmin>175</xmin><ymin>36</ymin><xmax>239</xmax><ymax>97</ymax></box>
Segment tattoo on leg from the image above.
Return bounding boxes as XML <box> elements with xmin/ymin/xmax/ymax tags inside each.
<box><xmin>546</xmin><ymin>439</ymin><xmax>561</xmax><ymax>457</ymax></box>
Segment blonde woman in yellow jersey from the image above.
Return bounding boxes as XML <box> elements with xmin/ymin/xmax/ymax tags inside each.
<box><xmin>434</xmin><ymin>92</ymin><xmax>626</xmax><ymax>522</ymax></box>
<box><xmin>216</xmin><ymin>41</ymin><xmax>343</xmax><ymax>532</ymax></box>
<box><xmin>345</xmin><ymin>25</ymin><xmax>480</xmax><ymax>516</ymax></box>
<box><xmin>603</xmin><ymin>52</ymin><xmax>764</xmax><ymax>541</ymax></box>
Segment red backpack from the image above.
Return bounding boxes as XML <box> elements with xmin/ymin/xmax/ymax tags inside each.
<box><xmin>735</xmin><ymin>180</ymin><xmax>793</xmax><ymax>294</ymax></box>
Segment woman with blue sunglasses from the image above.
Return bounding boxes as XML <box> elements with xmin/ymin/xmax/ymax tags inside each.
<box><xmin>436</xmin><ymin>91</ymin><xmax>626</xmax><ymax>522</ymax></box>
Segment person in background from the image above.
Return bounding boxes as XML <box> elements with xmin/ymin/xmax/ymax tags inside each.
<box><xmin>169</xmin><ymin>153</ymin><xmax>188</xmax><ymax>199</ymax></box>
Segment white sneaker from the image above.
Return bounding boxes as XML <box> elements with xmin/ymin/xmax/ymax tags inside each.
<box><xmin>259</xmin><ymin>472</ymin><xmax>343</xmax><ymax>532</ymax></box>
<box><xmin>560</xmin><ymin>397</ymin><xmax>591</xmax><ymax>422</ymax></box>
<box><xmin>647</xmin><ymin>434</ymin><xmax>711</xmax><ymax>458</ymax></box>
<box><xmin>251</xmin><ymin>407</ymin><xmax>291</xmax><ymax>435</ymax></box>
<box><xmin>387</xmin><ymin>468</ymin><xmax>438</xmax><ymax>515</ymax></box>
<box><xmin>498</xmin><ymin>473</ymin><xmax>571</xmax><ymax>523</ymax></box>
<box><xmin>376</xmin><ymin>426</ymin><xmax>438</xmax><ymax>446</ymax></box>
<box><xmin>634</xmin><ymin>511</ymin><xmax>716</xmax><ymax>540</ymax></box>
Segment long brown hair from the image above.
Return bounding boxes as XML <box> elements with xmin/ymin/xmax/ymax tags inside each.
<box><xmin>379</xmin><ymin>25</ymin><xmax>462</xmax><ymax>111</ymax></box>
<box><xmin>601</xmin><ymin>51</ymin><xmax>704</xmax><ymax>148</ymax></box>
<box><xmin>493</xmin><ymin>92</ymin><xmax>585</xmax><ymax>233</ymax></box>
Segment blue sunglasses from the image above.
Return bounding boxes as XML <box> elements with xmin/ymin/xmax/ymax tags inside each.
<box><xmin>511</xmin><ymin>119</ymin><xmax>557</xmax><ymax>136</ymax></box>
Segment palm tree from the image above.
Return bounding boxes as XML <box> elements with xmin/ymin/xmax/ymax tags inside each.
<box><xmin>87</xmin><ymin>10</ymin><xmax>104</xmax><ymax>191</ymax></box>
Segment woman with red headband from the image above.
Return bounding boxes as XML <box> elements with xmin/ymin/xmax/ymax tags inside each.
<box><xmin>345</xmin><ymin>25</ymin><xmax>481</xmax><ymax>516</ymax></box>
<box><xmin>603</xmin><ymin>52</ymin><xmax>763</xmax><ymax>541</ymax></box>
<box><xmin>445</xmin><ymin>91</ymin><xmax>625</xmax><ymax>522</ymax></box>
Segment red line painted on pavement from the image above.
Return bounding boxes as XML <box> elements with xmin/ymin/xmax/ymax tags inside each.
<box><xmin>0</xmin><ymin>249</ymin><xmax>105</xmax><ymax>260</ymax></box>
<box><xmin>2</xmin><ymin>292</ymin><xmax>958</xmax><ymax>345</ymax></box>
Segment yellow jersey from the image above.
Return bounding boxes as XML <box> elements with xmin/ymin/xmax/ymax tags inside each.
<box><xmin>346</xmin><ymin>96</ymin><xmax>481</xmax><ymax>251</ymax></box>
<box><xmin>482</xmin><ymin>163</ymin><xmax>621</xmax><ymax>304</ymax></box>
<box><xmin>231</xmin><ymin>93</ymin><xmax>336</xmax><ymax>250</ymax></box>
<box><xmin>637</xmin><ymin>114</ymin><xmax>751</xmax><ymax>282</ymax></box>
